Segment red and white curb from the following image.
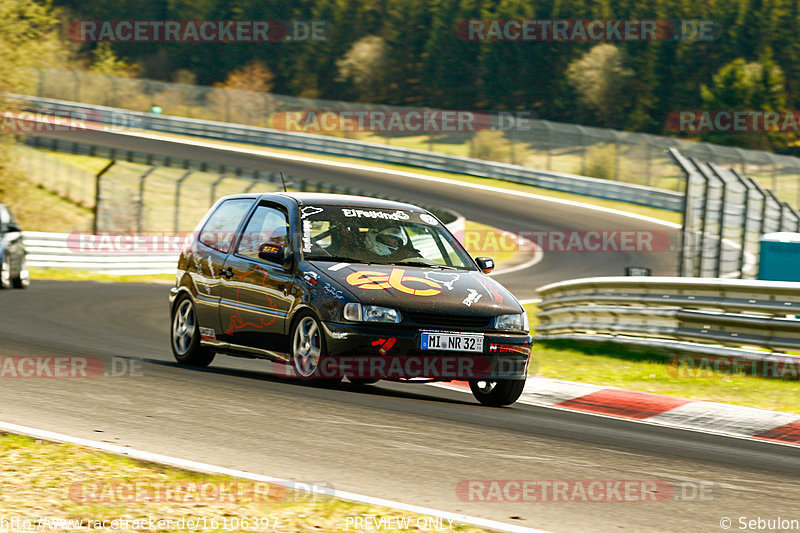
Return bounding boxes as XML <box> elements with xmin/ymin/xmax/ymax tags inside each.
<box><xmin>0</xmin><ymin>421</ymin><xmax>549</xmax><ymax>533</ymax></box>
<box><xmin>434</xmin><ymin>378</ymin><xmax>800</xmax><ymax>446</ymax></box>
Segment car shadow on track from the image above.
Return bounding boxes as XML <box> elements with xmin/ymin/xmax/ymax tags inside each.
<box><xmin>127</xmin><ymin>355</ymin><xmax>476</xmax><ymax>406</ymax></box>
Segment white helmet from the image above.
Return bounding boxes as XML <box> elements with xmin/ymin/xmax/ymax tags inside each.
<box><xmin>366</xmin><ymin>227</ymin><xmax>407</xmax><ymax>256</ymax></box>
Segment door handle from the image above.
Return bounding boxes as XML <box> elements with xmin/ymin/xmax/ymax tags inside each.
<box><xmin>218</xmin><ymin>267</ymin><xmax>234</xmax><ymax>279</ymax></box>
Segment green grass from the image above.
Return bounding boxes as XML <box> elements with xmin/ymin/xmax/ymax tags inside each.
<box><xmin>0</xmin><ymin>147</ymin><xmax>93</xmax><ymax>232</ymax></box>
<box><xmin>522</xmin><ymin>303</ymin><xmax>800</xmax><ymax>414</ymax></box>
<box><xmin>0</xmin><ymin>433</ymin><xmax>487</xmax><ymax>532</ymax></box>
<box><xmin>29</xmin><ymin>268</ymin><xmax>175</xmax><ymax>283</ymax></box>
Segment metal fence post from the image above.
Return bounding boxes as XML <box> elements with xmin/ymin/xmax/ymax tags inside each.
<box><xmin>72</xmin><ymin>70</ymin><xmax>80</xmax><ymax>102</ymax></box>
<box><xmin>691</xmin><ymin>158</ymin><xmax>711</xmax><ymax>277</ymax></box>
<box><xmin>136</xmin><ymin>167</ymin><xmax>157</xmax><ymax>233</ymax></box>
<box><xmin>729</xmin><ymin>168</ymin><xmax>751</xmax><ymax>278</ymax></box>
<box><xmin>210</xmin><ymin>175</ymin><xmax>227</xmax><ymax>206</ymax></box>
<box><xmin>93</xmin><ymin>160</ymin><xmax>115</xmax><ymax>234</ymax></box>
<box><xmin>173</xmin><ymin>170</ymin><xmax>193</xmax><ymax>233</ymax></box>
<box><xmin>706</xmin><ymin>164</ymin><xmax>727</xmax><ymax>278</ymax></box>
<box><xmin>669</xmin><ymin>149</ymin><xmax>692</xmax><ymax>277</ymax></box>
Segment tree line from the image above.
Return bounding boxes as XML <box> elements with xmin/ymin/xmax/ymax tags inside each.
<box><xmin>44</xmin><ymin>0</ymin><xmax>800</xmax><ymax>151</ymax></box>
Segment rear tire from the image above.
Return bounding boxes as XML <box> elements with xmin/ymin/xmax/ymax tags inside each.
<box><xmin>12</xmin><ymin>256</ymin><xmax>29</xmax><ymax>289</ymax></box>
<box><xmin>348</xmin><ymin>378</ymin><xmax>379</xmax><ymax>385</ymax></box>
<box><xmin>469</xmin><ymin>379</ymin><xmax>525</xmax><ymax>407</ymax></box>
<box><xmin>171</xmin><ymin>295</ymin><xmax>215</xmax><ymax>367</ymax></box>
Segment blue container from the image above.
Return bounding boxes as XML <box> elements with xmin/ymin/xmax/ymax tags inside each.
<box><xmin>758</xmin><ymin>232</ymin><xmax>800</xmax><ymax>281</ymax></box>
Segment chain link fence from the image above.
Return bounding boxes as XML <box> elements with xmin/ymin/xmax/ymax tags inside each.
<box><xmin>26</xmin><ymin>68</ymin><xmax>800</xmax><ymax>208</ymax></box>
<box><xmin>13</xmin><ymin>144</ymin><xmax>458</xmax><ymax>234</ymax></box>
<box><xmin>672</xmin><ymin>149</ymin><xmax>800</xmax><ymax>279</ymax></box>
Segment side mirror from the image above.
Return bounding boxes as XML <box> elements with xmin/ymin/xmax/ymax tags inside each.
<box><xmin>475</xmin><ymin>256</ymin><xmax>494</xmax><ymax>274</ymax></box>
<box><xmin>258</xmin><ymin>243</ymin><xmax>292</xmax><ymax>268</ymax></box>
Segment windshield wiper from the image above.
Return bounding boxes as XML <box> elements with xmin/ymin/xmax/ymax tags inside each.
<box><xmin>395</xmin><ymin>261</ymin><xmax>460</xmax><ymax>270</ymax></box>
<box><xmin>305</xmin><ymin>256</ymin><xmax>373</xmax><ymax>264</ymax></box>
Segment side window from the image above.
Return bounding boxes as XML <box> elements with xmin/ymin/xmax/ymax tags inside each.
<box><xmin>406</xmin><ymin>224</ymin><xmax>461</xmax><ymax>266</ymax></box>
<box><xmin>236</xmin><ymin>205</ymin><xmax>289</xmax><ymax>261</ymax></box>
<box><xmin>198</xmin><ymin>199</ymin><xmax>253</xmax><ymax>253</ymax></box>
<box><xmin>406</xmin><ymin>225</ymin><xmax>445</xmax><ymax>263</ymax></box>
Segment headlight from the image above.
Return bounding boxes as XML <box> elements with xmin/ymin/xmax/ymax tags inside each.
<box><xmin>495</xmin><ymin>312</ymin><xmax>529</xmax><ymax>332</ymax></box>
<box><xmin>343</xmin><ymin>303</ymin><xmax>361</xmax><ymax>321</ymax></box>
<box><xmin>343</xmin><ymin>303</ymin><xmax>400</xmax><ymax>323</ymax></box>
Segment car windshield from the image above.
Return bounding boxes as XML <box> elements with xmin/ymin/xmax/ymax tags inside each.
<box><xmin>300</xmin><ymin>205</ymin><xmax>476</xmax><ymax>270</ymax></box>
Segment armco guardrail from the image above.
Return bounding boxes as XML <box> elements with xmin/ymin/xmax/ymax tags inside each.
<box><xmin>536</xmin><ymin>276</ymin><xmax>800</xmax><ymax>365</ymax></box>
<box><xmin>24</xmin><ymin>211</ymin><xmax>464</xmax><ymax>274</ymax></box>
<box><xmin>24</xmin><ymin>232</ymin><xmax>179</xmax><ymax>275</ymax></box>
<box><xmin>13</xmin><ymin>95</ymin><xmax>684</xmax><ymax>212</ymax></box>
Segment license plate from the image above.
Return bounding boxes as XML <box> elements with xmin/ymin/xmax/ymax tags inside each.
<box><xmin>420</xmin><ymin>332</ymin><xmax>484</xmax><ymax>352</ymax></box>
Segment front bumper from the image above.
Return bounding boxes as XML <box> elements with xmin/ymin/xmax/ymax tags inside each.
<box><xmin>320</xmin><ymin>321</ymin><xmax>531</xmax><ymax>381</ymax></box>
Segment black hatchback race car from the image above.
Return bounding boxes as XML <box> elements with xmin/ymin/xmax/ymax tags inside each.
<box><xmin>169</xmin><ymin>193</ymin><xmax>531</xmax><ymax>406</ymax></box>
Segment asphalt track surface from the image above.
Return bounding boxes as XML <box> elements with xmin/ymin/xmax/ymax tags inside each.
<box><xmin>30</xmin><ymin>129</ymin><xmax>679</xmax><ymax>300</ymax></box>
<box><xmin>2</xmin><ymin>282</ymin><xmax>800</xmax><ymax>533</ymax></box>
<box><xmin>6</xmin><ymin>131</ymin><xmax>798</xmax><ymax>531</ymax></box>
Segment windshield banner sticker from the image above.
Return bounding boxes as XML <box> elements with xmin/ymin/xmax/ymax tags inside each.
<box><xmin>341</xmin><ymin>208</ymin><xmax>410</xmax><ymax>221</ymax></box>
<box><xmin>301</xmin><ymin>206</ymin><xmax>323</xmax><ymax>219</ymax></box>
<box><xmin>419</xmin><ymin>213</ymin><xmax>438</xmax><ymax>225</ymax></box>
<box><xmin>302</xmin><ymin>219</ymin><xmax>312</xmax><ymax>252</ymax></box>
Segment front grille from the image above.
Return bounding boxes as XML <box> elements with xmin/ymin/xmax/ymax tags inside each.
<box><xmin>404</xmin><ymin>311</ymin><xmax>492</xmax><ymax>329</ymax></box>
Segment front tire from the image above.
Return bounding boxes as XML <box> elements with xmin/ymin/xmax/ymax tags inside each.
<box><xmin>469</xmin><ymin>379</ymin><xmax>525</xmax><ymax>407</ymax></box>
<box><xmin>171</xmin><ymin>296</ymin><xmax>215</xmax><ymax>367</ymax></box>
<box><xmin>290</xmin><ymin>312</ymin><xmax>341</xmax><ymax>385</ymax></box>
<box><xmin>0</xmin><ymin>255</ymin><xmax>11</xmax><ymax>290</ymax></box>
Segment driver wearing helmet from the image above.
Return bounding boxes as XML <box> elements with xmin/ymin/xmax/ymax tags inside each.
<box><xmin>365</xmin><ymin>226</ymin><xmax>414</xmax><ymax>260</ymax></box>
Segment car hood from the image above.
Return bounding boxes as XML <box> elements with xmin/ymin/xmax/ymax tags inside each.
<box><xmin>308</xmin><ymin>261</ymin><xmax>522</xmax><ymax>315</ymax></box>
